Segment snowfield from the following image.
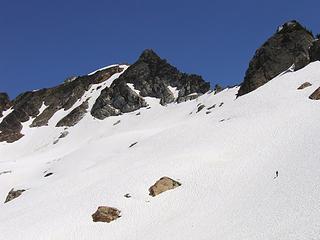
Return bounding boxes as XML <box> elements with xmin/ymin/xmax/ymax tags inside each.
<box><xmin>1</xmin><ymin>62</ymin><xmax>320</xmax><ymax>240</ymax></box>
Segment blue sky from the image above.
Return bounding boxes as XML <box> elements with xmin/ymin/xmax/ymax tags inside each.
<box><xmin>1</xmin><ymin>0</ymin><xmax>319</xmax><ymax>98</ymax></box>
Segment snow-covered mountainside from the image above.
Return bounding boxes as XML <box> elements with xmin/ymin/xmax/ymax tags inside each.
<box><xmin>1</xmin><ymin>20</ymin><xmax>320</xmax><ymax>240</ymax></box>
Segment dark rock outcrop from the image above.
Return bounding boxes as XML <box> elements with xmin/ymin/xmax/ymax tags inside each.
<box><xmin>0</xmin><ymin>66</ymin><xmax>123</xmax><ymax>142</ymax></box>
<box><xmin>124</xmin><ymin>193</ymin><xmax>131</xmax><ymax>198</ymax></box>
<box><xmin>197</xmin><ymin>104</ymin><xmax>205</xmax><ymax>113</ymax></box>
<box><xmin>56</xmin><ymin>100</ymin><xmax>89</xmax><ymax>127</ymax></box>
<box><xmin>129</xmin><ymin>142</ymin><xmax>138</xmax><ymax>148</ymax></box>
<box><xmin>207</xmin><ymin>104</ymin><xmax>216</xmax><ymax>110</ymax></box>
<box><xmin>0</xmin><ymin>93</ymin><xmax>11</xmax><ymax>117</ymax></box>
<box><xmin>92</xmin><ymin>206</ymin><xmax>121</xmax><ymax>223</ymax></box>
<box><xmin>149</xmin><ymin>177</ymin><xmax>181</xmax><ymax>197</ymax></box>
<box><xmin>91</xmin><ymin>50</ymin><xmax>210</xmax><ymax>119</ymax></box>
<box><xmin>297</xmin><ymin>82</ymin><xmax>312</xmax><ymax>90</ymax></box>
<box><xmin>44</xmin><ymin>172</ymin><xmax>53</xmax><ymax>177</ymax></box>
<box><xmin>4</xmin><ymin>188</ymin><xmax>26</xmax><ymax>203</ymax></box>
<box><xmin>309</xmin><ymin>87</ymin><xmax>320</xmax><ymax>100</ymax></box>
<box><xmin>114</xmin><ymin>49</ymin><xmax>210</xmax><ymax>104</ymax></box>
<box><xmin>238</xmin><ymin>20</ymin><xmax>314</xmax><ymax>96</ymax></box>
<box><xmin>91</xmin><ymin>80</ymin><xmax>147</xmax><ymax>120</ymax></box>
<box><xmin>309</xmin><ymin>39</ymin><xmax>320</xmax><ymax>62</ymax></box>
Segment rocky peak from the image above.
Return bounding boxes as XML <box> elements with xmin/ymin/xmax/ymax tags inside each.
<box><xmin>91</xmin><ymin>49</ymin><xmax>210</xmax><ymax>119</ymax></box>
<box><xmin>115</xmin><ymin>49</ymin><xmax>210</xmax><ymax>103</ymax></box>
<box><xmin>137</xmin><ymin>49</ymin><xmax>162</xmax><ymax>63</ymax></box>
<box><xmin>238</xmin><ymin>20</ymin><xmax>314</xmax><ymax>96</ymax></box>
<box><xmin>277</xmin><ymin>20</ymin><xmax>312</xmax><ymax>35</ymax></box>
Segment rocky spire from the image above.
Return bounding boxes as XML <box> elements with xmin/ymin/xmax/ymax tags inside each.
<box><xmin>238</xmin><ymin>20</ymin><xmax>314</xmax><ymax>96</ymax></box>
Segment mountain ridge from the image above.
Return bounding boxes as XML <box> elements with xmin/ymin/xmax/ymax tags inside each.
<box><xmin>0</xmin><ymin>50</ymin><xmax>210</xmax><ymax>143</ymax></box>
<box><xmin>1</xmin><ymin>19</ymin><xmax>320</xmax><ymax>144</ymax></box>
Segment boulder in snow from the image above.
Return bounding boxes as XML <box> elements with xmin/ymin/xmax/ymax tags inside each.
<box><xmin>129</xmin><ymin>142</ymin><xmax>138</xmax><ymax>148</ymax></box>
<box><xmin>309</xmin><ymin>87</ymin><xmax>320</xmax><ymax>100</ymax></box>
<box><xmin>149</xmin><ymin>177</ymin><xmax>181</xmax><ymax>197</ymax></box>
<box><xmin>196</xmin><ymin>104</ymin><xmax>205</xmax><ymax>113</ymax></box>
<box><xmin>4</xmin><ymin>188</ymin><xmax>26</xmax><ymax>203</ymax></box>
<box><xmin>92</xmin><ymin>206</ymin><xmax>121</xmax><ymax>223</ymax></box>
<box><xmin>297</xmin><ymin>82</ymin><xmax>312</xmax><ymax>90</ymax></box>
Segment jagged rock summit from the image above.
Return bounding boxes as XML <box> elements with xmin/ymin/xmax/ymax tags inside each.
<box><xmin>238</xmin><ymin>20</ymin><xmax>314</xmax><ymax>96</ymax></box>
<box><xmin>0</xmin><ymin>49</ymin><xmax>210</xmax><ymax>143</ymax></box>
<box><xmin>111</xmin><ymin>49</ymin><xmax>210</xmax><ymax>104</ymax></box>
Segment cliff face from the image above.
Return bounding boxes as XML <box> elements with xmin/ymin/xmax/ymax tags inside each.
<box><xmin>238</xmin><ymin>21</ymin><xmax>314</xmax><ymax>96</ymax></box>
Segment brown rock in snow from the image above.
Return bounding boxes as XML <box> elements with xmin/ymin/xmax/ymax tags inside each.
<box><xmin>297</xmin><ymin>82</ymin><xmax>312</xmax><ymax>90</ymax></box>
<box><xmin>92</xmin><ymin>206</ymin><xmax>121</xmax><ymax>223</ymax></box>
<box><xmin>4</xmin><ymin>188</ymin><xmax>26</xmax><ymax>203</ymax></box>
<box><xmin>309</xmin><ymin>87</ymin><xmax>320</xmax><ymax>100</ymax></box>
<box><xmin>149</xmin><ymin>177</ymin><xmax>181</xmax><ymax>197</ymax></box>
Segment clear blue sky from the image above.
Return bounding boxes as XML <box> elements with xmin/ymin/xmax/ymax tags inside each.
<box><xmin>1</xmin><ymin>0</ymin><xmax>319</xmax><ymax>98</ymax></box>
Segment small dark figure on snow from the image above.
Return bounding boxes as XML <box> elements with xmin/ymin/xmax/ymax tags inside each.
<box><xmin>274</xmin><ymin>171</ymin><xmax>279</xmax><ymax>179</ymax></box>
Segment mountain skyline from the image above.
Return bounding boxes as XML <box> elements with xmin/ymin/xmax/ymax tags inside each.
<box><xmin>1</xmin><ymin>0</ymin><xmax>320</xmax><ymax>98</ymax></box>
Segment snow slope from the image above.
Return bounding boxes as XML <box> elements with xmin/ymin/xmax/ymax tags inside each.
<box><xmin>1</xmin><ymin>62</ymin><xmax>320</xmax><ymax>240</ymax></box>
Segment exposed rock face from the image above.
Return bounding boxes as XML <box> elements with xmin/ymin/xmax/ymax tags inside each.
<box><xmin>114</xmin><ymin>49</ymin><xmax>210</xmax><ymax>104</ymax></box>
<box><xmin>149</xmin><ymin>177</ymin><xmax>181</xmax><ymax>197</ymax></box>
<box><xmin>297</xmin><ymin>82</ymin><xmax>312</xmax><ymax>90</ymax></box>
<box><xmin>91</xmin><ymin>81</ymin><xmax>147</xmax><ymax>120</ymax></box>
<box><xmin>310</xmin><ymin>39</ymin><xmax>320</xmax><ymax>62</ymax></box>
<box><xmin>4</xmin><ymin>189</ymin><xmax>26</xmax><ymax>203</ymax></box>
<box><xmin>0</xmin><ymin>93</ymin><xmax>11</xmax><ymax>117</ymax></box>
<box><xmin>0</xmin><ymin>132</ymin><xmax>24</xmax><ymax>143</ymax></box>
<box><xmin>309</xmin><ymin>87</ymin><xmax>320</xmax><ymax>100</ymax></box>
<box><xmin>92</xmin><ymin>206</ymin><xmax>121</xmax><ymax>223</ymax></box>
<box><xmin>238</xmin><ymin>20</ymin><xmax>314</xmax><ymax>96</ymax></box>
<box><xmin>56</xmin><ymin>100</ymin><xmax>89</xmax><ymax>127</ymax></box>
<box><xmin>91</xmin><ymin>50</ymin><xmax>210</xmax><ymax>119</ymax></box>
<box><xmin>0</xmin><ymin>66</ymin><xmax>123</xmax><ymax>143</ymax></box>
